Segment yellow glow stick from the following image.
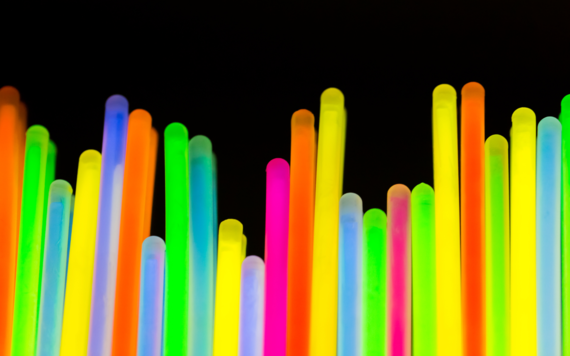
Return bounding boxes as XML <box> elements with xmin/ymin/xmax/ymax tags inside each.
<box><xmin>241</xmin><ymin>234</ymin><xmax>247</xmax><ymax>261</ymax></box>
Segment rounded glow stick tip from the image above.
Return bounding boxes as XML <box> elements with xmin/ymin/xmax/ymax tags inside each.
<box><xmin>562</xmin><ymin>94</ymin><xmax>570</xmax><ymax>111</ymax></box>
<box><xmin>267</xmin><ymin>157</ymin><xmax>289</xmax><ymax>175</ymax></box>
<box><xmin>165</xmin><ymin>122</ymin><xmax>189</xmax><ymax>147</ymax></box>
<box><xmin>79</xmin><ymin>149</ymin><xmax>102</xmax><ymax>167</ymax></box>
<box><xmin>433</xmin><ymin>83</ymin><xmax>456</xmax><ymax>100</ymax></box>
<box><xmin>27</xmin><ymin>124</ymin><xmax>49</xmax><ymax>141</ymax></box>
<box><xmin>538</xmin><ymin>116</ymin><xmax>561</xmax><ymax>132</ymax></box>
<box><xmin>339</xmin><ymin>192</ymin><xmax>362</xmax><ymax>217</ymax></box>
<box><xmin>292</xmin><ymin>109</ymin><xmax>315</xmax><ymax>127</ymax></box>
<box><xmin>388</xmin><ymin>183</ymin><xmax>411</xmax><ymax>199</ymax></box>
<box><xmin>512</xmin><ymin>107</ymin><xmax>536</xmax><ymax>127</ymax></box>
<box><xmin>243</xmin><ymin>255</ymin><xmax>264</xmax><ymax>270</ymax></box>
<box><xmin>189</xmin><ymin>135</ymin><xmax>212</xmax><ymax>158</ymax></box>
<box><xmin>142</xmin><ymin>235</ymin><xmax>165</xmax><ymax>261</ymax></box>
<box><xmin>461</xmin><ymin>82</ymin><xmax>485</xmax><ymax>98</ymax></box>
<box><xmin>486</xmin><ymin>134</ymin><xmax>508</xmax><ymax>155</ymax></box>
<box><xmin>363</xmin><ymin>207</ymin><xmax>386</xmax><ymax>227</ymax></box>
<box><xmin>411</xmin><ymin>182</ymin><xmax>434</xmax><ymax>201</ymax></box>
<box><xmin>321</xmin><ymin>87</ymin><xmax>344</xmax><ymax>108</ymax></box>
<box><xmin>220</xmin><ymin>219</ymin><xmax>244</xmax><ymax>245</ymax></box>
<box><xmin>105</xmin><ymin>94</ymin><xmax>129</xmax><ymax>111</ymax></box>
<box><xmin>0</xmin><ymin>85</ymin><xmax>20</xmax><ymax>105</ymax></box>
<box><xmin>51</xmin><ymin>179</ymin><xmax>73</xmax><ymax>196</ymax></box>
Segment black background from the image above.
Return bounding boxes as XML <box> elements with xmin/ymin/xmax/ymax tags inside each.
<box><xmin>2</xmin><ymin>2</ymin><xmax>569</xmax><ymax>258</ymax></box>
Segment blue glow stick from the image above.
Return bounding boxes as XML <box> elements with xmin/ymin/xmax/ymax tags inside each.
<box><xmin>137</xmin><ymin>236</ymin><xmax>166</xmax><ymax>356</ymax></box>
<box><xmin>536</xmin><ymin>116</ymin><xmax>562</xmax><ymax>356</ymax></box>
<box><xmin>88</xmin><ymin>95</ymin><xmax>129</xmax><ymax>356</ymax></box>
<box><xmin>337</xmin><ymin>193</ymin><xmax>363</xmax><ymax>356</ymax></box>
<box><xmin>36</xmin><ymin>180</ymin><xmax>73</xmax><ymax>356</ymax></box>
<box><xmin>238</xmin><ymin>256</ymin><xmax>265</xmax><ymax>356</ymax></box>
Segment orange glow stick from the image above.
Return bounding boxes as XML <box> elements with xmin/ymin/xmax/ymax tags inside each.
<box><xmin>143</xmin><ymin>127</ymin><xmax>158</xmax><ymax>238</ymax></box>
<box><xmin>111</xmin><ymin>109</ymin><xmax>152</xmax><ymax>356</ymax></box>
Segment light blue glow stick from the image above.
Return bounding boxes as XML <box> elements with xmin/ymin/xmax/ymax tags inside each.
<box><xmin>88</xmin><ymin>95</ymin><xmax>129</xmax><ymax>356</ymax></box>
<box><xmin>337</xmin><ymin>193</ymin><xmax>363</xmax><ymax>356</ymax></box>
<box><xmin>36</xmin><ymin>180</ymin><xmax>73</xmax><ymax>356</ymax></box>
<box><xmin>238</xmin><ymin>256</ymin><xmax>265</xmax><ymax>356</ymax></box>
<box><xmin>213</xmin><ymin>152</ymin><xmax>218</xmax><ymax>285</ymax></box>
<box><xmin>188</xmin><ymin>135</ymin><xmax>215</xmax><ymax>355</ymax></box>
<box><xmin>537</xmin><ymin>116</ymin><xmax>562</xmax><ymax>356</ymax></box>
<box><xmin>137</xmin><ymin>236</ymin><xmax>166</xmax><ymax>356</ymax></box>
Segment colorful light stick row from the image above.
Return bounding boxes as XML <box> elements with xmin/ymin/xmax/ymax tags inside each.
<box><xmin>239</xmin><ymin>256</ymin><xmax>265</xmax><ymax>356</ymax></box>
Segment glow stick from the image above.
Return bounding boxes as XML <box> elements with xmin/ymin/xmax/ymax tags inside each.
<box><xmin>242</xmin><ymin>235</ymin><xmax>247</xmax><ymax>261</ymax></box>
<box><xmin>188</xmin><ymin>135</ymin><xmax>215</xmax><ymax>356</ymax></box>
<box><xmin>536</xmin><ymin>117</ymin><xmax>561</xmax><ymax>356</ymax></box>
<box><xmin>363</xmin><ymin>208</ymin><xmax>387</xmax><ymax>356</ymax></box>
<box><xmin>163</xmin><ymin>122</ymin><xmax>190</xmax><ymax>355</ymax></box>
<box><xmin>36</xmin><ymin>180</ymin><xmax>73</xmax><ymax>356</ymax></box>
<box><xmin>238</xmin><ymin>256</ymin><xmax>265</xmax><ymax>356</ymax></box>
<box><xmin>143</xmin><ymin>128</ymin><xmax>158</xmax><ymax>237</ymax></box>
<box><xmin>510</xmin><ymin>107</ymin><xmax>537</xmax><ymax>356</ymax></box>
<box><xmin>60</xmin><ymin>149</ymin><xmax>102</xmax><ymax>356</ymax></box>
<box><xmin>411</xmin><ymin>183</ymin><xmax>436</xmax><ymax>356</ymax></box>
<box><xmin>88</xmin><ymin>94</ymin><xmax>129</xmax><ymax>356</ymax></box>
<box><xmin>387</xmin><ymin>184</ymin><xmax>411</xmax><ymax>356</ymax></box>
<box><xmin>213</xmin><ymin>219</ymin><xmax>244</xmax><ymax>356</ymax></box>
<box><xmin>213</xmin><ymin>153</ymin><xmax>218</xmax><ymax>281</ymax></box>
<box><xmin>310</xmin><ymin>88</ymin><xmax>345</xmax><ymax>356</ymax></box>
<box><xmin>560</xmin><ymin>94</ymin><xmax>570</xmax><ymax>356</ymax></box>
<box><xmin>112</xmin><ymin>109</ymin><xmax>152</xmax><ymax>356</ymax></box>
<box><xmin>137</xmin><ymin>236</ymin><xmax>166</xmax><ymax>356</ymax></box>
<box><xmin>484</xmin><ymin>135</ymin><xmax>510</xmax><ymax>356</ymax></box>
<box><xmin>286</xmin><ymin>109</ymin><xmax>316</xmax><ymax>356</ymax></box>
<box><xmin>337</xmin><ymin>193</ymin><xmax>362</xmax><ymax>356</ymax></box>
<box><xmin>11</xmin><ymin>125</ymin><xmax>49</xmax><ymax>356</ymax></box>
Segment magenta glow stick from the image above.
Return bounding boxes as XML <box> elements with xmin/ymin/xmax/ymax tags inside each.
<box><xmin>387</xmin><ymin>184</ymin><xmax>411</xmax><ymax>356</ymax></box>
<box><xmin>264</xmin><ymin>158</ymin><xmax>290</xmax><ymax>356</ymax></box>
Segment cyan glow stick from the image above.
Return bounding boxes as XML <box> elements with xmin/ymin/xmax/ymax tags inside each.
<box><xmin>137</xmin><ymin>236</ymin><xmax>166</xmax><ymax>356</ymax></box>
<box><xmin>36</xmin><ymin>180</ymin><xmax>73</xmax><ymax>356</ymax></box>
<box><xmin>213</xmin><ymin>152</ymin><xmax>218</xmax><ymax>285</ymax></box>
<box><xmin>238</xmin><ymin>256</ymin><xmax>265</xmax><ymax>356</ymax></box>
<box><xmin>337</xmin><ymin>193</ymin><xmax>363</xmax><ymax>356</ymax></box>
<box><xmin>88</xmin><ymin>95</ymin><xmax>129</xmax><ymax>356</ymax></box>
<box><xmin>536</xmin><ymin>116</ymin><xmax>562</xmax><ymax>356</ymax></box>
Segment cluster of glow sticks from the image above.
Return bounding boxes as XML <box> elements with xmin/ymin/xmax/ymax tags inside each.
<box><xmin>1</xmin><ymin>84</ymin><xmax>570</xmax><ymax>356</ymax></box>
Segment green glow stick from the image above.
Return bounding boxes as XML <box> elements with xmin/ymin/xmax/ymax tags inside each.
<box><xmin>560</xmin><ymin>94</ymin><xmax>570</xmax><ymax>356</ymax></box>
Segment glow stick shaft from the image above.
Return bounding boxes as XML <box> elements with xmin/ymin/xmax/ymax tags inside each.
<box><xmin>60</xmin><ymin>150</ymin><xmax>102</xmax><ymax>356</ymax></box>
<box><xmin>213</xmin><ymin>153</ymin><xmax>218</xmax><ymax>282</ymax></box>
<box><xmin>560</xmin><ymin>94</ymin><xmax>570</xmax><ymax>356</ymax></box>
<box><xmin>143</xmin><ymin>128</ymin><xmax>158</xmax><ymax>238</ymax></box>
<box><xmin>238</xmin><ymin>256</ymin><xmax>265</xmax><ymax>356</ymax></box>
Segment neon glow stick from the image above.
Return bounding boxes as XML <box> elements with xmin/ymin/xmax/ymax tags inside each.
<box><xmin>36</xmin><ymin>180</ymin><xmax>73</xmax><ymax>356</ymax></box>
<box><xmin>337</xmin><ymin>193</ymin><xmax>362</xmax><ymax>356</ymax></box>
<box><xmin>363</xmin><ymin>208</ymin><xmax>387</xmax><ymax>356</ymax></box>
<box><xmin>310</xmin><ymin>88</ymin><xmax>345</xmax><ymax>356</ymax></box>
<box><xmin>143</xmin><ymin>128</ymin><xmax>158</xmax><ymax>238</ymax></box>
<box><xmin>112</xmin><ymin>109</ymin><xmax>152</xmax><ymax>356</ymax></box>
<box><xmin>510</xmin><ymin>107</ymin><xmax>537</xmax><ymax>356</ymax></box>
<box><xmin>188</xmin><ymin>135</ymin><xmax>215</xmax><ymax>356</ymax></box>
<box><xmin>411</xmin><ymin>183</ymin><xmax>436</xmax><ymax>356</ymax></box>
<box><xmin>11</xmin><ymin>125</ymin><xmax>49</xmax><ymax>356</ymax></box>
<box><xmin>213</xmin><ymin>152</ymin><xmax>218</xmax><ymax>281</ymax></box>
<box><xmin>238</xmin><ymin>256</ymin><xmax>265</xmax><ymax>356</ymax></box>
<box><xmin>88</xmin><ymin>94</ymin><xmax>129</xmax><ymax>356</ymax></box>
<box><xmin>137</xmin><ymin>236</ymin><xmax>166</xmax><ymax>356</ymax></box>
<box><xmin>242</xmin><ymin>235</ymin><xmax>248</xmax><ymax>261</ymax></box>
<box><xmin>484</xmin><ymin>135</ymin><xmax>510</xmax><ymax>356</ymax></box>
<box><xmin>163</xmin><ymin>122</ymin><xmax>190</xmax><ymax>356</ymax></box>
<box><xmin>560</xmin><ymin>94</ymin><xmax>570</xmax><ymax>356</ymax></box>
<box><xmin>213</xmin><ymin>219</ymin><xmax>245</xmax><ymax>356</ymax></box>
<box><xmin>60</xmin><ymin>149</ymin><xmax>102</xmax><ymax>356</ymax></box>
<box><xmin>536</xmin><ymin>117</ymin><xmax>561</xmax><ymax>356</ymax></box>
<box><xmin>387</xmin><ymin>184</ymin><xmax>411</xmax><ymax>356</ymax></box>
<box><xmin>286</xmin><ymin>109</ymin><xmax>316</xmax><ymax>356</ymax></box>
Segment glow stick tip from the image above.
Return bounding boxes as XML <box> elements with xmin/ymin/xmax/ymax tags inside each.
<box><xmin>220</xmin><ymin>219</ymin><xmax>243</xmax><ymax>241</ymax></box>
<box><xmin>51</xmin><ymin>179</ymin><xmax>73</xmax><ymax>194</ymax></box>
<box><xmin>461</xmin><ymin>82</ymin><xmax>485</xmax><ymax>97</ymax></box>
<box><xmin>486</xmin><ymin>134</ymin><xmax>508</xmax><ymax>153</ymax></box>
<box><xmin>0</xmin><ymin>85</ymin><xmax>20</xmax><ymax>103</ymax></box>
<box><xmin>562</xmin><ymin>94</ymin><xmax>570</xmax><ymax>109</ymax></box>
<box><xmin>165</xmin><ymin>122</ymin><xmax>188</xmax><ymax>141</ymax></box>
<box><xmin>105</xmin><ymin>94</ymin><xmax>129</xmax><ymax>108</ymax></box>
<box><xmin>79</xmin><ymin>149</ymin><xmax>102</xmax><ymax>165</ymax></box>
<box><xmin>363</xmin><ymin>208</ymin><xmax>386</xmax><ymax>227</ymax></box>
<box><xmin>321</xmin><ymin>87</ymin><xmax>344</xmax><ymax>105</ymax></box>
<box><xmin>243</xmin><ymin>255</ymin><xmax>264</xmax><ymax>269</ymax></box>
<box><xmin>189</xmin><ymin>135</ymin><xmax>212</xmax><ymax>158</ymax></box>
<box><xmin>130</xmin><ymin>108</ymin><xmax>152</xmax><ymax>123</ymax></box>
<box><xmin>512</xmin><ymin>107</ymin><xmax>536</xmax><ymax>125</ymax></box>
<box><xmin>27</xmin><ymin>124</ymin><xmax>49</xmax><ymax>138</ymax></box>
<box><xmin>388</xmin><ymin>183</ymin><xmax>410</xmax><ymax>198</ymax></box>
<box><xmin>143</xmin><ymin>235</ymin><xmax>165</xmax><ymax>251</ymax></box>
<box><xmin>339</xmin><ymin>193</ymin><xmax>362</xmax><ymax>215</ymax></box>
<box><xmin>538</xmin><ymin>116</ymin><xmax>561</xmax><ymax>130</ymax></box>
<box><xmin>411</xmin><ymin>182</ymin><xmax>433</xmax><ymax>199</ymax></box>
<box><xmin>433</xmin><ymin>84</ymin><xmax>456</xmax><ymax>98</ymax></box>
<box><xmin>292</xmin><ymin>109</ymin><xmax>315</xmax><ymax>126</ymax></box>
<box><xmin>267</xmin><ymin>158</ymin><xmax>289</xmax><ymax>173</ymax></box>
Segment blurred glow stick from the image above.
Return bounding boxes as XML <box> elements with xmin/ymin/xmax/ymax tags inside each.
<box><xmin>411</xmin><ymin>183</ymin><xmax>436</xmax><ymax>356</ymax></box>
<box><xmin>137</xmin><ymin>236</ymin><xmax>166</xmax><ymax>356</ymax></box>
<box><xmin>536</xmin><ymin>117</ymin><xmax>561</xmax><ymax>356</ymax></box>
<box><xmin>213</xmin><ymin>153</ymin><xmax>218</xmax><ymax>280</ymax></box>
<box><xmin>143</xmin><ymin>128</ymin><xmax>158</xmax><ymax>237</ymax></box>
<box><xmin>484</xmin><ymin>135</ymin><xmax>510</xmax><ymax>356</ymax></box>
<box><xmin>337</xmin><ymin>193</ymin><xmax>363</xmax><ymax>356</ymax></box>
<box><xmin>213</xmin><ymin>219</ymin><xmax>245</xmax><ymax>356</ymax></box>
<box><xmin>112</xmin><ymin>109</ymin><xmax>152</xmax><ymax>356</ymax></box>
<box><xmin>88</xmin><ymin>95</ymin><xmax>129</xmax><ymax>356</ymax></box>
<box><xmin>310</xmin><ymin>88</ymin><xmax>345</xmax><ymax>356</ymax></box>
<box><xmin>560</xmin><ymin>94</ymin><xmax>570</xmax><ymax>356</ymax></box>
<box><xmin>188</xmin><ymin>135</ymin><xmax>215</xmax><ymax>356</ymax></box>
<box><xmin>238</xmin><ymin>256</ymin><xmax>265</xmax><ymax>356</ymax></box>
<box><xmin>242</xmin><ymin>235</ymin><xmax>248</xmax><ymax>261</ymax></box>
<box><xmin>60</xmin><ymin>149</ymin><xmax>102</xmax><ymax>356</ymax></box>
<box><xmin>387</xmin><ymin>184</ymin><xmax>411</xmax><ymax>356</ymax></box>
<box><xmin>11</xmin><ymin>125</ymin><xmax>50</xmax><ymax>356</ymax></box>
<box><xmin>36</xmin><ymin>180</ymin><xmax>73</xmax><ymax>356</ymax></box>
<box><xmin>163</xmin><ymin>122</ymin><xmax>190</xmax><ymax>355</ymax></box>
<box><xmin>510</xmin><ymin>107</ymin><xmax>537</xmax><ymax>356</ymax></box>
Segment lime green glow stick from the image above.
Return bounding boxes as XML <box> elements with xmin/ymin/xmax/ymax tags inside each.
<box><xmin>11</xmin><ymin>125</ymin><xmax>49</xmax><ymax>356</ymax></box>
<box><xmin>560</xmin><ymin>94</ymin><xmax>570</xmax><ymax>356</ymax></box>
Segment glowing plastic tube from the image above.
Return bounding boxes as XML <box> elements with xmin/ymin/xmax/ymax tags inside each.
<box><xmin>387</xmin><ymin>184</ymin><xmax>411</xmax><ymax>356</ymax></box>
<box><xmin>137</xmin><ymin>236</ymin><xmax>166</xmax><ymax>356</ymax></box>
<box><xmin>38</xmin><ymin>140</ymin><xmax>57</xmax><ymax>292</ymax></box>
<box><xmin>432</xmin><ymin>84</ymin><xmax>463</xmax><ymax>356</ymax></box>
<box><xmin>411</xmin><ymin>183</ymin><xmax>436</xmax><ymax>356</ymax></box>
<box><xmin>163</xmin><ymin>122</ymin><xmax>190</xmax><ymax>356</ymax></box>
<box><xmin>484</xmin><ymin>135</ymin><xmax>510</xmax><ymax>356</ymax></box>
<box><xmin>36</xmin><ymin>180</ymin><xmax>73</xmax><ymax>356</ymax></box>
<box><xmin>60</xmin><ymin>150</ymin><xmax>102</xmax><ymax>356</ymax></box>
<box><xmin>536</xmin><ymin>117</ymin><xmax>562</xmax><ymax>356</ymax></box>
<box><xmin>11</xmin><ymin>125</ymin><xmax>49</xmax><ymax>356</ymax></box>
<box><xmin>310</xmin><ymin>88</ymin><xmax>346</xmax><ymax>356</ymax></box>
<box><xmin>213</xmin><ymin>219</ymin><xmax>245</xmax><ymax>356</ymax></box>
<box><xmin>213</xmin><ymin>153</ymin><xmax>218</xmax><ymax>280</ymax></box>
<box><xmin>238</xmin><ymin>256</ymin><xmax>265</xmax><ymax>356</ymax></box>
<box><xmin>88</xmin><ymin>94</ymin><xmax>129</xmax><ymax>356</ymax></box>
<box><xmin>560</xmin><ymin>94</ymin><xmax>570</xmax><ymax>356</ymax></box>
<box><xmin>188</xmin><ymin>135</ymin><xmax>215</xmax><ymax>356</ymax></box>
<box><xmin>143</xmin><ymin>127</ymin><xmax>158</xmax><ymax>238</ymax></box>
<box><xmin>112</xmin><ymin>109</ymin><xmax>152</xmax><ymax>356</ymax></box>
<box><xmin>242</xmin><ymin>235</ymin><xmax>247</xmax><ymax>261</ymax></box>
<box><xmin>363</xmin><ymin>208</ymin><xmax>387</xmax><ymax>356</ymax></box>
<box><xmin>337</xmin><ymin>193</ymin><xmax>363</xmax><ymax>356</ymax></box>
<box><xmin>511</xmin><ymin>107</ymin><xmax>537</xmax><ymax>356</ymax></box>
